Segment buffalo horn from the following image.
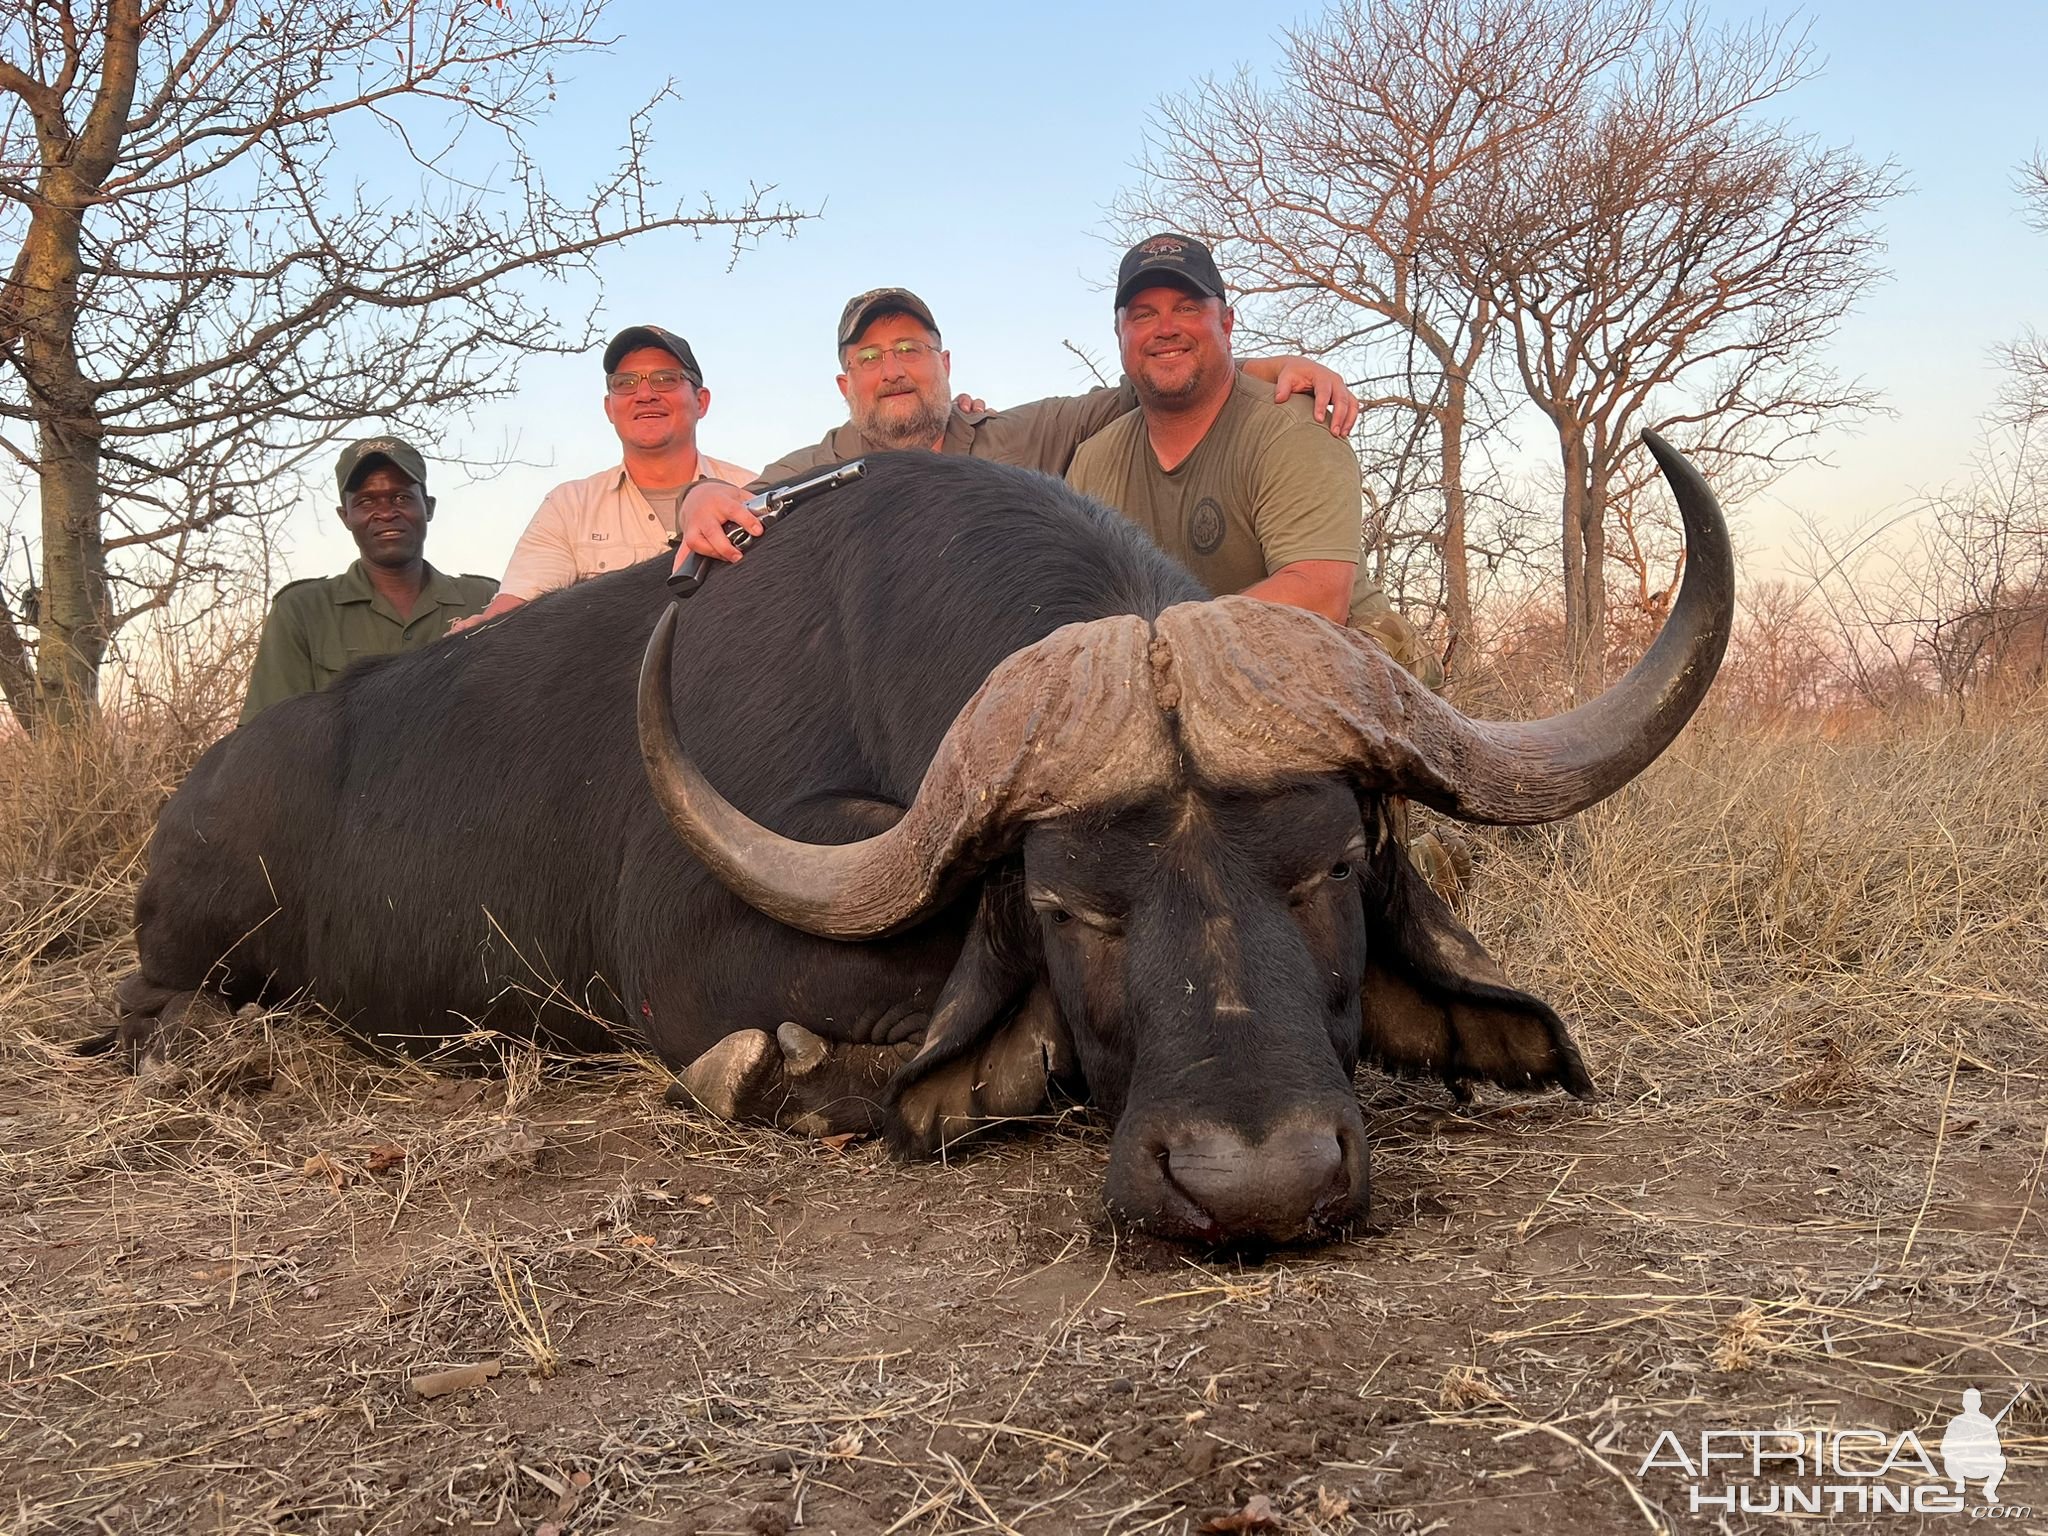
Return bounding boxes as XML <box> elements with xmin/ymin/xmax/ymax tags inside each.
<box><xmin>1164</xmin><ymin>431</ymin><xmax>1734</xmax><ymax>822</ymax></box>
<box><xmin>638</xmin><ymin>609</ymin><xmax>1176</xmax><ymax>938</ymax></box>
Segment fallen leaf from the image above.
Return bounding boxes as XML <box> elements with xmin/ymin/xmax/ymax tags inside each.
<box><xmin>364</xmin><ymin>1143</ymin><xmax>407</xmax><ymax>1175</ymax></box>
<box><xmin>621</xmin><ymin>1233</ymin><xmax>657</xmax><ymax>1249</ymax></box>
<box><xmin>819</xmin><ymin>1132</ymin><xmax>859</xmax><ymax>1153</ymax></box>
<box><xmin>825</xmin><ymin>1430</ymin><xmax>864</xmax><ymax>1460</ymax></box>
<box><xmin>1199</xmin><ymin>1494</ymin><xmax>1280</xmax><ymax>1532</ymax></box>
<box><xmin>301</xmin><ymin>1151</ymin><xmax>348</xmax><ymax>1191</ymax></box>
<box><xmin>409</xmin><ymin>1359</ymin><xmax>503</xmax><ymax>1399</ymax></box>
<box><xmin>691</xmin><ymin>1193</ymin><xmax>715</xmax><ymax>1207</ymax></box>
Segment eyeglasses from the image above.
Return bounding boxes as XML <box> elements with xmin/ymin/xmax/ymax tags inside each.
<box><xmin>846</xmin><ymin>339</ymin><xmax>941</xmax><ymax>373</ymax></box>
<box><xmin>606</xmin><ymin>369</ymin><xmax>695</xmax><ymax>395</ymax></box>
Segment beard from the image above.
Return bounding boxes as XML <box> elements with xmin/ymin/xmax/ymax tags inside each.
<box><xmin>853</xmin><ymin>384</ymin><xmax>951</xmax><ymax>451</ymax></box>
<box><xmin>1132</xmin><ymin>352</ymin><xmax>1216</xmax><ymax>411</ymax></box>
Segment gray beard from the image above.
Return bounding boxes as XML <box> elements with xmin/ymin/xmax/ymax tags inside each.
<box><xmin>855</xmin><ymin>391</ymin><xmax>950</xmax><ymax>451</ymax></box>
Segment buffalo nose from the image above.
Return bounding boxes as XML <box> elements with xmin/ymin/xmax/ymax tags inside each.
<box><xmin>1163</xmin><ymin>1125</ymin><xmax>1354</xmax><ymax>1244</ymax></box>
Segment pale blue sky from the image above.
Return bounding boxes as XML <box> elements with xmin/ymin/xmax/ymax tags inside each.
<box><xmin>280</xmin><ymin>0</ymin><xmax>2048</xmax><ymax>588</ymax></box>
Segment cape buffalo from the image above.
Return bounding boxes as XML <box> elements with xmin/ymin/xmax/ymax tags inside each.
<box><xmin>105</xmin><ymin>435</ymin><xmax>1732</xmax><ymax>1246</ymax></box>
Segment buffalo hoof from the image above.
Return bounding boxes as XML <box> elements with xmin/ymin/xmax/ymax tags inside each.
<box><xmin>891</xmin><ymin>992</ymin><xmax>1073</xmax><ymax>1157</ymax></box>
<box><xmin>773</xmin><ymin>1023</ymin><xmax>910</xmax><ymax>1137</ymax></box>
<box><xmin>667</xmin><ymin>1026</ymin><xmax>913</xmax><ymax>1137</ymax></box>
<box><xmin>668</xmin><ymin>1030</ymin><xmax>780</xmax><ymax>1120</ymax></box>
<box><xmin>79</xmin><ymin>978</ymin><xmax>229</xmax><ymax>1073</ymax></box>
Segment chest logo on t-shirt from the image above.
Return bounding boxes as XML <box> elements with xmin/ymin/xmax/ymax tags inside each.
<box><xmin>1187</xmin><ymin>497</ymin><xmax>1226</xmax><ymax>556</ymax></box>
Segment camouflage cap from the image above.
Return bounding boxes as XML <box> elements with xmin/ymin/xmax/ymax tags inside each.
<box><xmin>836</xmin><ymin>287</ymin><xmax>941</xmax><ymax>351</ymax></box>
<box><xmin>335</xmin><ymin>435</ymin><xmax>429</xmax><ymax>496</ymax></box>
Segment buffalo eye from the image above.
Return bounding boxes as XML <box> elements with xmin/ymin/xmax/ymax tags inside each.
<box><xmin>1328</xmin><ymin>861</ymin><xmax>1352</xmax><ymax>881</ymax></box>
<box><xmin>1047</xmin><ymin>908</ymin><xmax>1073</xmax><ymax>926</ymax></box>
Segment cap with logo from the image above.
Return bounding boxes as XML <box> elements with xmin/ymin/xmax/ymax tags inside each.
<box><xmin>335</xmin><ymin>435</ymin><xmax>430</xmax><ymax>497</ymax></box>
<box><xmin>836</xmin><ymin>287</ymin><xmax>941</xmax><ymax>351</ymax></box>
<box><xmin>1114</xmin><ymin>233</ymin><xmax>1228</xmax><ymax>309</ymax></box>
<box><xmin>602</xmin><ymin>325</ymin><xmax>704</xmax><ymax>387</ymax></box>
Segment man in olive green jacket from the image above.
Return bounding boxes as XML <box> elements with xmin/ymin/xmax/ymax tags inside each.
<box><xmin>239</xmin><ymin>436</ymin><xmax>497</xmax><ymax>724</ymax></box>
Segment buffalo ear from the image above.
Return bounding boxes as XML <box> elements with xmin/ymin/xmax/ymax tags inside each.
<box><xmin>884</xmin><ymin>871</ymin><xmax>1076</xmax><ymax>1156</ymax></box>
<box><xmin>1358</xmin><ymin>830</ymin><xmax>1595</xmax><ymax>1099</ymax></box>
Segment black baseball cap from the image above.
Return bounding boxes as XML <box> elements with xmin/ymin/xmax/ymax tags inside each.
<box><xmin>836</xmin><ymin>287</ymin><xmax>941</xmax><ymax>350</ymax></box>
<box><xmin>1114</xmin><ymin>232</ymin><xmax>1227</xmax><ymax>309</ymax></box>
<box><xmin>602</xmin><ymin>325</ymin><xmax>704</xmax><ymax>386</ymax></box>
<box><xmin>335</xmin><ymin>435</ymin><xmax>429</xmax><ymax>496</ymax></box>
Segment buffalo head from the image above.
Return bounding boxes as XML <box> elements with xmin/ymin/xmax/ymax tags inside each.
<box><xmin>637</xmin><ymin>433</ymin><xmax>1732</xmax><ymax>1245</ymax></box>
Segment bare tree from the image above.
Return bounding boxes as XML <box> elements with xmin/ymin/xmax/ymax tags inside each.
<box><xmin>0</xmin><ymin>0</ymin><xmax>804</xmax><ymax>730</ymax></box>
<box><xmin>1122</xmin><ymin>0</ymin><xmax>1656</xmax><ymax>678</ymax></box>
<box><xmin>1122</xmin><ymin>1</ymin><xmax>1894</xmax><ymax>698</ymax></box>
<box><xmin>1484</xmin><ymin>12</ymin><xmax>1897</xmax><ymax>694</ymax></box>
<box><xmin>1995</xmin><ymin>151</ymin><xmax>2048</xmax><ymax>430</ymax></box>
<box><xmin>1791</xmin><ymin>415</ymin><xmax>2048</xmax><ymax>718</ymax></box>
<box><xmin>1715</xmin><ymin>577</ymin><xmax>1836</xmax><ymax>722</ymax></box>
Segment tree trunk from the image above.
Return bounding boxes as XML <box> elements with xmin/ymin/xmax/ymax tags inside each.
<box><xmin>10</xmin><ymin>0</ymin><xmax>142</xmax><ymax>730</ymax></box>
<box><xmin>34</xmin><ymin>400</ymin><xmax>109</xmax><ymax>727</ymax></box>
<box><xmin>1559</xmin><ymin>431</ymin><xmax>1606</xmax><ymax>700</ymax></box>
<box><xmin>0</xmin><ymin>597</ymin><xmax>36</xmax><ymax>732</ymax></box>
<box><xmin>1436</xmin><ymin>379</ymin><xmax>1472</xmax><ymax>682</ymax></box>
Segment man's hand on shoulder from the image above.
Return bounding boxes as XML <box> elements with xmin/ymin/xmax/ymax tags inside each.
<box><xmin>1242</xmin><ymin>355</ymin><xmax>1360</xmax><ymax>437</ymax></box>
<box><xmin>675</xmin><ymin>479</ymin><xmax>763</xmax><ymax>570</ymax></box>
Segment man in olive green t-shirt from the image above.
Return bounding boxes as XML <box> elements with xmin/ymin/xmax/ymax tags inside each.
<box><xmin>1065</xmin><ymin>234</ymin><xmax>1437</xmax><ymax>683</ymax></box>
<box><xmin>239</xmin><ymin>436</ymin><xmax>497</xmax><ymax>724</ymax></box>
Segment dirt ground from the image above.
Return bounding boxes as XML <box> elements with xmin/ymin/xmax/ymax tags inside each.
<box><xmin>3</xmin><ymin>992</ymin><xmax>2044</xmax><ymax>1536</ymax></box>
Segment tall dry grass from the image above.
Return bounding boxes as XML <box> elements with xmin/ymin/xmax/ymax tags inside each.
<box><xmin>1465</xmin><ymin>702</ymin><xmax>2048</xmax><ymax>1100</ymax></box>
<box><xmin>1</xmin><ymin>605</ymin><xmax>253</xmax><ymax>979</ymax></box>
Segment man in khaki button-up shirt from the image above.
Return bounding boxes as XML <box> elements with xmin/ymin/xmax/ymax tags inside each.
<box><xmin>456</xmin><ymin>324</ymin><xmax>753</xmax><ymax>630</ymax></box>
<box><xmin>240</xmin><ymin>436</ymin><xmax>497</xmax><ymax>724</ymax></box>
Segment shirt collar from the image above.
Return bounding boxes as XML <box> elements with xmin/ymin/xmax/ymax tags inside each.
<box><xmin>333</xmin><ymin>561</ymin><xmax>380</xmax><ymax>604</ymax></box>
<box><xmin>335</xmin><ymin>559</ymin><xmax>463</xmax><ymax>614</ymax></box>
<box><xmin>834</xmin><ymin>405</ymin><xmax>984</xmax><ymax>457</ymax></box>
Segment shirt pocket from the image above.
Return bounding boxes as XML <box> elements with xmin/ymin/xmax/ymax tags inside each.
<box><xmin>581</xmin><ymin>528</ymin><xmax>619</xmax><ymax>576</ymax></box>
<box><xmin>313</xmin><ymin>646</ymin><xmax>380</xmax><ymax>689</ymax></box>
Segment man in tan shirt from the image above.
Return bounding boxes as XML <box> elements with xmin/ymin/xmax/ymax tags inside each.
<box><xmin>454</xmin><ymin>325</ymin><xmax>753</xmax><ymax>630</ymax></box>
<box><xmin>1067</xmin><ymin>234</ymin><xmax>1434</xmax><ymax>679</ymax></box>
<box><xmin>675</xmin><ymin>288</ymin><xmax>1360</xmax><ymax>568</ymax></box>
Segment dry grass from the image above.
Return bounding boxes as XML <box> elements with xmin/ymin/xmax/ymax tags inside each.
<box><xmin>1</xmin><ymin>666</ymin><xmax>2044</xmax><ymax>1533</ymax></box>
<box><xmin>1467</xmin><ymin>701</ymin><xmax>2048</xmax><ymax>1093</ymax></box>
